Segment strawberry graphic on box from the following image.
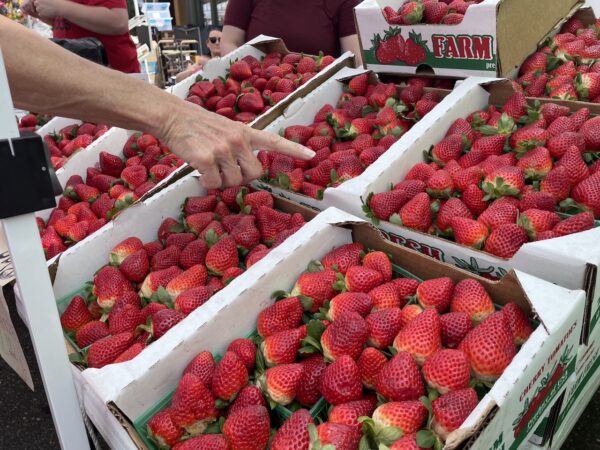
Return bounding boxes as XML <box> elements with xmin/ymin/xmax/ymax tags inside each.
<box><xmin>404</xmin><ymin>31</ymin><xmax>428</xmax><ymax>65</ymax></box>
<box><xmin>372</xmin><ymin>27</ymin><xmax>428</xmax><ymax>66</ymax></box>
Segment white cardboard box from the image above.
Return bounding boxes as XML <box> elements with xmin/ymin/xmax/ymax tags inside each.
<box><xmin>354</xmin><ymin>0</ymin><xmax>580</xmax><ymax>78</ymax></box>
<box><xmin>330</xmin><ymin>76</ymin><xmax>600</xmax><ymax>347</ymax></box>
<box><xmin>251</xmin><ymin>65</ymin><xmax>455</xmax><ymax>211</ymax></box>
<box><xmin>71</xmin><ymin>207</ymin><xmax>584</xmax><ymax>450</ymax></box>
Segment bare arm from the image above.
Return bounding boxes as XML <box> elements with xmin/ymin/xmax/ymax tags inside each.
<box><xmin>341</xmin><ymin>34</ymin><xmax>363</xmax><ymax>67</ymax></box>
<box><xmin>34</xmin><ymin>0</ymin><xmax>128</xmax><ymax>35</ymax></box>
<box><xmin>0</xmin><ymin>17</ymin><xmax>313</xmax><ymax>188</ymax></box>
<box><xmin>220</xmin><ymin>25</ymin><xmax>246</xmax><ymax>58</ymax></box>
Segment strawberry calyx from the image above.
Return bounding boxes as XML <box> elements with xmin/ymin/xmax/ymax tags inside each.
<box><xmin>359</xmin><ymin>416</ymin><xmax>403</xmax><ymax>448</ymax></box>
<box><xmin>299</xmin><ymin>319</ymin><xmax>326</xmax><ymax>355</ymax></box>
<box><xmin>361</xmin><ymin>193</ymin><xmax>382</xmax><ymax>226</ymax></box>
<box><xmin>477</xmin><ymin>113</ymin><xmax>516</xmax><ymax>136</ymax></box>
<box><xmin>308</xmin><ymin>424</ymin><xmax>336</xmax><ymax>450</ymax></box>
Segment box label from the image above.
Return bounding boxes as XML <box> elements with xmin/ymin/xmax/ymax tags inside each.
<box><xmin>363</xmin><ymin>27</ymin><xmax>497</xmax><ymax>73</ymax></box>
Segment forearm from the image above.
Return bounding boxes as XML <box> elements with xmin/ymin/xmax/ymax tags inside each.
<box><xmin>1</xmin><ymin>16</ymin><xmax>176</xmax><ymax>137</ymax></box>
<box><xmin>341</xmin><ymin>34</ymin><xmax>362</xmax><ymax>67</ymax></box>
<box><xmin>58</xmin><ymin>3</ymin><xmax>128</xmax><ymax>35</ymax></box>
<box><xmin>220</xmin><ymin>25</ymin><xmax>245</xmax><ymax>57</ymax></box>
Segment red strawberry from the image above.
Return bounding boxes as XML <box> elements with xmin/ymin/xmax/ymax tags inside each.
<box><xmin>311</xmin><ymin>422</ymin><xmax>361</xmax><ymax>450</ymax></box>
<box><xmin>166</xmin><ymin>265</ymin><xmax>208</xmax><ymax>300</ymax></box>
<box><xmin>319</xmin><ymin>355</ymin><xmax>362</xmax><ymax>405</ymax></box>
<box><xmin>328</xmin><ymin>292</ymin><xmax>372</xmax><ymax>321</ymax></box>
<box><xmin>370</xmin><ymin>401</ymin><xmax>428</xmax><ymax>437</ymax></box>
<box><xmin>366</xmin><ymin>308</ymin><xmax>403</xmax><ymax>349</ymax></box>
<box><xmin>451</xmin><ymin>217</ymin><xmax>488</xmax><ymax>249</ymax></box>
<box><xmin>394</xmin><ymin>192</ymin><xmax>432</xmax><ymax>232</ymax></box>
<box><xmin>256</xmin><ymin>206</ymin><xmax>291</xmax><ymax>244</ymax></box>
<box><xmin>321</xmin><ymin>243</ymin><xmax>364</xmax><ymax>275</ymax></box>
<box><xmin>262</xmin><ymin>363</ymin><xmax>304</xmax><ymax>406</ymax></box>
<box><xmin>423</xmin><ymin>349</ymin><xmax>470</xmax><ymax>395</ymax></box>
<box><xmin>271</xmin><ymin>409</ymin><xmax>314</xmax><ymax>450</ymax></box>
<box><xmin>364</xmin><ymin>190</ymin><xmax>409</xmax><ymax>223</ymax></box>
<box><xmin>223</xmin><ymin>406</ymin><xmax>270</xmax><ymax>450</ymax></box>
<box><xmin>431</xmin><ymin>388</ymin><xmax>479</xmax><ymax>440</ymax></box>
<box><xmin>329</xmin><ymin>396</ymin><xmax>377</xmax><ymax>435</ymax></box>
<box><xmin>291</xmin><ymin>268</ymin><xmax>338</xmax><ymax>313</ymax></box>
<box><xmin>147</xmin><ymin>409</ymin><xmax>183</xmax><ymax>449</ymax></box>
<box><xmin>553</xmin><ymin>212</ymin><xmax>595</xmax><ymax>236</ymax></box>
<box><xmin>568</xmin><ymin>174</ymin><xmax>600</xmax><ymax>218</ymax></box>
<box><xmin>212</xmin><ymin>351</ymin><xmax>248</xmax><ymax>401</ymax></box>
<box><xmin>87</xmin><ymin>332</ymin><xmax>134</xmax><ymax>368</ymax></box>
<box><xmin>321</xmin><ymin>311</ymin><xmax>369</xmax><ymax>361</ymax></box>
<box><xmin>540</xmin><ymin>166</ymin><xmax>571</xmax><ymax>202</ymax></box>
<box><xmin>519</xmin><ymin>191</ymin><xmax>556</xmax><ymax>212</ymax></box>
<box><xmin>151</xmin><ymin>245</ymin><xmax>182</xmax><ymax>271</ymax></box>
<box><xmin>483</xmin><ymin>223</ymin><xmax>528</xmax><ymax>258</ymax></box>
<box><xmin>502</xmin><ymin>302</ymin><xmax>533</xmax><ymax>346</ymax></box>
<box><xmin>74</xmin><ymin>320</ymin><xmax>109</xmax><ymax>348</ymax></box>
<box><xmin>172</xmin><ymin>435</ymin><xmax>229</xmax><ymax>450</ymax></box>
<box><xmin>257</xmin><ymin>297</ymin><xmax>305</xmax><ymax>338</ymax></box>
<box><xmin>501</xmin><ymin>92</ymin><xmax>528</xmax><ymax>120</ymax></box>
<box><xmin>92</xmin><ymin>266</ymin><xmax>133</xmax><ymax>310</ymax></box>
<box><xmin>357</xmin><ymin>347</ymin><xmax>387</xmax><ymax>390</ymax></box>
<box><xmin>518</xmin><ymin>209</ymin><xmax>561</xmax><ymax>240</ymax></box>
<box><xmin>416</xmin><ymin>277</ymin><xmax>454</xmax><ymax>312</ymax></box>
<box><xmin>118</xmin><ymin>249</ymin><xmax>149</xmax><ymax>282</ymax></box>
<box><xmin>184</xmin><ymin>195</ymin><xmax>217</xmax><ymax>215</ymax></box>
<box><xmin>148</xmin><ymin>309</ymin><xmax>185</xmax><ymax>340</ymax></box>
<box><xmin>205</xmin><ymin>236</ymin><xmax>238</xmax><ymax>276</ymax></box>
<box><xmin>482</xmin><ymin>166</ymin><xmax>525</xmax><ymax>199</ymax></box>
<box><xmin>229</xmin><ymin>60</ymin><xmax>253</xmax><ymax>81</ymax></box>
<box><xmin>405</xmin><ymin>162</ymin><xmax>436</xmax><ymax>182</ymax></box>
<box><xmin>296</xmin><ymin>354</ymin><xmax>327</xmax><ymax>407</ymax></box>
<box><xmin>344</xmin><ymin>266</ymin><xmax>384</xmax><ymax>293</ymax></box>
<box><xmin>262</xmin><ymin>327</ymin><xmax>304</xmax><ymax>366</ymax></box>
<box><xmin>557</xmin><ymin>145</ymin><xmax>589</xmax><ymax>186</ymax></box>
<box><xmin>184</xmin><ymin>351</ymin><xmax>215</xmax><ymax>389</ymax></box>
<box><xmin>440</xmin><ymin>312</ymin><xmax>473</xmax><ymax>349</ymax></box>
<box><xmin>429</xmin><ymin>135</ymin><xmax>464</xmax><ymax>165</ymax></box>
<box><xmin>174</xmin><ymin>286</ymin><xmax>214</xmax><ymax>315</ymax></box>
<box><xmin>108</xmin><ymin>304</ymin><xmax>143</xmax><ymax>335</ymax></box>
<box><xmin>459</xmin><ymin>312</ymin><xmax>516</xmax><ymax>382</ymax></box>
<box><xmin>227</xmin><ymin>385</ymin><xmax>267</xmax><ymax>416</ymax></box>
<box><xmin>60</xmin><ymin>295</ymin><xmax>92</xmax><ymax>332</ymax></box>
<box><xmin>375</xmin><ymin>352</ymin><xmax>425</xmax><ymax>401</ymax></box>
<box><xmin>450</xmin><ymin>279</ymin><xmax>494</xmax><ymax>324</ymax></box>
<box><xmin>170</xmin><ymin>373</ymin><xmax>217</xmax><ymax>434</ymax></box>
<box><xmin>394</xmin><ymin>309</ymin><xmax>442</xmax><ymax>365</ymax></box>
<box><xmin>99</xmin><ymin>151</ymin><xmax>124</xmax><ymax>177</ymax></box>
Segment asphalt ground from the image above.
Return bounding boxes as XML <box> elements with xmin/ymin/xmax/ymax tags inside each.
<box><xmin>0</xmin><ymin>285</ymin><xmax>598</xmax><ymax>450</ymax></box>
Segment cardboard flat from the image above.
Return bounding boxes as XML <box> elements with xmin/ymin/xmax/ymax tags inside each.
<box><xmin>251</xmin><ymin>66</ymin><xmax>453</xmax><ymax>211</ymax></box>
<box><xmin>354</xmin><ymin>0</ymin><xmax>581</xmax><ymax>78</ymax></box>
<box><xmin>332</xmin><ymin>77</ymin><xmax>600</xmax><ymax>347</ymax></box>
<box><xmin>72</xmin><ymin>207</ymin><xmax>584</xmax><ymax>450</ymax></box>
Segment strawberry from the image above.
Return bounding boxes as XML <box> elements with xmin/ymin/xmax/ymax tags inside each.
<box><xmin>375</xmin><ymin>352</ymin><xmax>425</xmax><ymax>401</ymax></box>
<box><xmin>291</xmin><ymin>268</ymin><xmax>338</xmax><ymax>313</ymax></box>
<box><xmin>60</xmin><ymin>295</ymin><xmax>92</xmax><ymax>332</ymax></box>
<box><xmin>482</xmin><ymin>166</ymin><xmax>525</xmax><ymax>199</ymax></box>
<box><xmin>451</xmin><ymin>217</ymin><xmax>488</xmax><ymax>249</ymax></box>
<box><xmin>229</xmin><ymin>60</ymin><xmax>253</xmax><ymax>81</ymax></box>
<box><xmin>140</xmin><ymin>266</ymin><xmax>183</xmax><ymax>298</ymax></box>
<box><xmin>319</xmin><ymin>354</ymin><xmax>363</xmax><ymax>405</ymax></box>
<box><xmin>580</xmin><ymin>116</ymin><xmax>600</xmax><ymax>151</ymax></box>
<box><xmin>576</xmin><ymin>72</ymin><xmax>600</xmax><ymax>100</ymax></box>
<box><xmin>557</xmin><ymin>145</ymin><xmax>589</xmax><ymax>186</ymax></box>
<box><xmin>462</xmin><ymin>185</ymin><xmax>489</xmax><ymax>217</ymax></box>
<box><xmin>459</xmin><ymin>312</ymin><xmax>516</xmax><ymax>382</ymax></box>
<box><xmin>405</xmin><ymin>162</ymin><xmax>436</xmax><ymax>182</ymax></box>
<box><xmin>328</xmin><ymin>292</ymin><xmax>373</xmax><ymax>321</ymax></box>
<box><xmin>329</xmin><ymin>396</ymin><xmax>377</xmax><ymax>435</ymax></box>
<box><xmin>257</xmin><ymin>297</ymin><xmax>305</xmax><ymax>338</ymax></box>
<box><xmin>553</xmin><ymin>212</ymin><xmax>595</xmax><ymax>236</ymax></box>
<box><xmin>431</xmin><ymin>388</ymin><xmax>479</xmax><ymax>440</ymax></box>
<box><xmin>515</xmin><ymin>146</ymin><xmax>552</xmax><ymax>181</ymax></box>
<box><xmin>416</xmin><ymin>277</ymin><xmax>454</xmax><ymax>312</ymax></box>
<box><xmin>471</xmin><ymin>135</ymin><xmax>507</xmax><ymax>157</ymax></box>
<box><xmin>369</xmin><ymin>282</ymin><xmax>402</xmax><ymax>311</ymax></box>
<box><xmin>310</xmin><ymin>422</ymin><xmax>361</xmax><ymax>450</ymax></box>
<box><xmin>450</xmin><ymin>279</ymin><xmax>495</xmax><ymax>325</ymax></box>
<box><xmin>519</xmin><ymin>191</ymin><xmax>557</xmax><ymax>213</ymax></box>
<box><xmin>223</xmin><ymin>406</ymin><xmax>270</xmax><ymax>450</ymax></box>
<box><xmin>151</xmin><ymin>245</ymin><xmax>182</xmax><ymax>271</ymax></box>
<box><xmin>108</xmin><ymin>304</ymin><xmax>143</xmax><ymax>335</ymax></box>
<box><xmin>426</xmin><ymin>170</ymin><xmax>454</xmax><ymax>198</ymax></box>
<box><xmin>148</xmin><ymin>309</ymin><xmax>185</xmax><ymax>340</ymax></box>
<box><xmin>483</xmin><ymin>223</ymin><xmax>528</xmax><ymax>258</ymax></box>
<box><xmin>99</xmin><ymin>151</ymin><xmax>124</xmax><ymax>177</ymax></box>
<box><xmin>120</xmin><ymin>165</ymin><xmax>147</xmax><ymax>190</ymax></box>
<box><xmin>348</xmin><ymin>74</ymin><xmax>369</xmax><ymax>96</ymax></box>
<box><xmin>567</xmin><ymin>174</ymin><xmax>600</xmax><ymax>218</ymax></box>
<box><xmin>261</xmin><ymin>363</ymin><xmax>304</xmax><ymax>406</ymax></box>
<box><xmin>75</xmin><ymin>320</ymin><xmax>109</xmax><ymax>348</ymax></box>
<box><xmin>394</xmin><ymin>180</ymin><xmax>426</xmax><ymax>198</ymax></box>
<box><xmin>370</xmin><ymin>401</ymin><xmax>428</xmax><ymax>437</ymax></box>
<box><xmin>119</xmin><ymin>249</ymin><xmax>149</xmax><ymax>282</ymax></box>
<box><xmin>478</xmin><ymin>201</ymin><xmax>518</xmax><ymax>231</ymax></box>
<box><xmin>147</xmin><ymin>409</ymin><xmax>183</xmax><ymax>449</ymax></box>
<box><xmin>423</xmin><ymin>348</ymin><xmax>470</xmax><ymax>395</ymax></box>
<box><xmin>111</xmin><ymin>291</ymin><xmax>141</xmax><ymax>313</ymax></box>
<box><xmin>321</xmin><ymin>311</ymin><xmax>369</xmax><ymax>361</ymax></box>
<box><xmin>166</xmin><ymin>265</ymin><xmax>208</xmax><ymax>300</ymax></box>
<box><xmin>344</xmin><ymin>266</ymin><xmax>384</xmax><ymax>293</ymax></box>
<box><xmin>166</xmin><ymin>233</ymin><xmax>196</xmax><ymax>251</ymax></box>
<box><xmin>271</xmin><ymin>409</ymin><xmax>314</xmax><ymax>450</ymax></box>
<box><xmin>183</xmin><ymin>351</ymin><xmax>215</xmax><ymax>389</ymax></box>
<box><xmin>172</xmin><ymin>435</ymin><xmax>229</xmax><ymax>450</ymax></box>
<box><xmin>321</xmin><ymin>243</ymin><xmax>364</xmax><ymax>275</ymax></box>
<box><xmin>366</xmin><ymin>308</ymin><xmax>403</xmax><ymax>349</ymax></box>
<box><xmin>92</xmin><ymin>266</ymin><xmax>133</xmax><ymax>310</ymax></box>
<box><xmin>184</xmin><ymin>195</ymin><xmax>217</xmax><ymax>215</ymax></box>
<box><xmin>440</xmin><ymin>312</ymin><xmax>473</xmax><ymax>349</ymax></box>
<box><xmin>540</xmin><ymin>166</ymin><xmax>571</xmax><ymax>202</ymax></box>
<box><xmin>255</xmin><ymin>206</ymin><xmax>291</xmax><ymax>244</ymax></box>
<box><xmin>358</xmin><ymin>347</ymin><xmax>387</xmax><ymax>389</ymax></box>
<box><xmin>501</xmin><ymin>92</ymin><xmax>528</xmax><ymax>120</ymax></box>
<box><xmin>501</xmin><ymin>302</ymin><xmax>533</xmax><ymax>346</ymax></box>
<box><xmin>362</xmin><ymin>251</ymin><xmax>392</xmax><ymax>282</ymax></box>
<box><xmin>227</xmin><ymin>385</ymin><xmax>266</xmax><ymax>416</ymax></box>
<box><xmin>87</xmin><ymin>332</ymin><xmax>134</xmax><ymax>368</ymax></box>
<box><xmin>170</xmin><ymin>373</ymin><xmax>217</xmax><ymax>434</ymax></box>
<box><xmin>296</xmin><ymin>354</ymin><xmax>327</xmax><ymax>407</ymax></box>
<box><xmin>205</xmin><ymin>235</ymin><xmax>238</xmax><ymax>275</ymax></box>
<box><xmin>212</xmin><ymin>351</ymin><xmax>248</xmax><ymax>401</ymax></box>
<box><xmin>262</xmin><ymin>327</ymin><xmax>304</xmax><ymax>366</ymax></box>
<box><xmin>394</xmin><ymin>192</ymin><xmax>432</xmax><ymax>232</ymax></box>
<box><xmin>185</xmin><ymin>212</ymin><xmax>214</xmax><ymax>235</ymax></box>
<box><xmin>429</xmin><ymin>135</ymin><xmax>464</xmax><ymax>166</ymax></box>
<box><xmin>547</xmin><ymin>131</ymin><xmax>585</xmax><ymax>159</ymax></box>
<box><xmin>175</xmin><ymin>286</ymin><xmax>214</xmax><ymax>315</ymax></box>
<box><xmin>436</xmin><ymin>198</ymin><xmax>472</xmax><ymax>235</ymax></box>
<box><xmin>518</xmin><ymin>209</ymin><xmax>561</xmax><ymax>240</ymax></box>
<box><xmin>363</xmin><ymin>190</ymin><xmax>409</xmax><ymax>223</ymax></box>
<box><xmin>394</xmin><ymin>308</ymin><xmax>442</xmax><ymax>365</ymax></box>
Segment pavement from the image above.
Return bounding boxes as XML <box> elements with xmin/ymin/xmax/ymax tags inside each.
<box><xmin>0</xmin><ymin>285</ymin><xmax>598</xmax><ymax>450</ymax></box>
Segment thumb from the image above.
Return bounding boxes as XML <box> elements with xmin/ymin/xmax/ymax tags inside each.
<box><xmin>248</xmin><ymin>128</ymin><xmax>315</xmax><ymax>160</ymax></box>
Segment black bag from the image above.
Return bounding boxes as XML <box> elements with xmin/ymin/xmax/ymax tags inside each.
<box><xmin>50</xmin><ymin>37</ymin><xmax>109</xmax><ymax>67</ymax></box>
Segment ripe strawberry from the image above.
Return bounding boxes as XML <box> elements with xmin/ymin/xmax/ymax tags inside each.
<box><xmin>271</xmin><ymin>409</ymin><xmax>314</xmax><ymax>450</ymax></box>
<box><xmin>60</xmin><ymin>295</ymin><xmax>92</xmax><ymax>332</ymax></box>
<box><xmin>172</xmin><ymin>435</ymin><xmax>229</xmax><ymax>450</ymax></box>
<box><xmin>395</xmin><ymin>192</ymin><xmax>432</xmax><ymax>232</ymax></box>
<box><xmin>461</xmin><ymin>184</ymin><xmax>488</xmax><ymax>217</ymax></box>
<box><xmin>151</xmin><ymin>245</ymin><xmax>181</xmax><ymax>271</ymax></box>
<box><xmin>310</xmin><ymin>422</ymin><xmax>361</xmax><ymax>450</ymax></box>
<box><xmin>371</xmin><ymin>400</ymin><xmax>428</xmax><ymax>436</ymax></box>
<box><xmin>183</xmin><ymin>351</ymin><xmax>215</xmax><ymax>389</ymax></box>
<box><xmin>170</xmin><ymin>373</ymin><xmax>217</xmax><ymax>434</ymax></box>
<box><xmin>366</xmin><ymin>308</ymin><xmax>403</xmax><ymax>349</ymax></box>
<box><xmin>502</xmin><ymin>302</ymin><xmax>533</xmax><ymax>346</ymax></box>
<box><xmin>291</xmin><ymin>268</ymin><xmax>338</xmax><ymax>313</ymax></box>
<box><xmin>111</xmin><ymin>291</ymin><xmax>141</xmax><ymax>313</ymax></box>
<box><xmin>223</xmin><ymin>406</ymin><xmax>270</xmax><ymax>450</ymax></box>
<box><xmin>92</xmin><ymin>266</ymin><xmax>133</xmax><ymax>310</ymax></box>
<box><xmin>394</xmin><ymin>308</ymin><xmax>442</xmax><ymax>365</ymax></box>
<box><xmin>87</xmin><ymin>332</ymin><xmax>134</xmax><ymax>368</ymax></box>
<box><xmin>394</xmin><ymin>179</ymin><xmax>426</xmax><ymax>198</ymax></box>
<box><xmin>147</xmin><ymin>409</ymin><xmax>183</xmax><ymax>449</ymax></box>
<box><xmin>328</xmin><ymin>292</ymin><xmax>373</xmax><ymax>321</ymax></box>
<box><xmin>75</xmin><ymin>320</ymin><xmax>109</xmax><ymax>348</ymax></box>
<box><xmin>451</xmin><ymin>217</ymin><xmax>489</xmax><ymax>249</ymax></box>
<box><xmin>227</xmin><ymin>385</ymin><xmax>266</xmax><ymax>417</ymax></box>
<box><xmin>557</xmin><ymin>145</ymin><xmax>589</xmax><ymax>186</ymax></box>
<box><xmin>148</xmin><ymin>309</ymin><xmax>185</xmax><ymax>340</ymax></box>
<box><xmin>205</xmin><ymin>235</ymin><xmax>238</xmax><ymax>276</ymax></box>
<box><xmin>229</xmin><ymin>60</ymin><xmax>253</xmax><ymax>81</ymax></box>
<box><xmin>440</xmin><ymin>312</ymin><xmax>473</xmax><ymax>349</ymax></box>
<box><xmin>165</xmin><ymin>233</ymin><xmax>196</xmax><ymax>251</ymax></box>
<box><xmin>375</xmin><ymin>352</ymin><xmax>425</xmax><ymax>401</ymax></box>
<box><xmin>357</xmin><ymin>347</ymin><xmax>387</xmax><ymax>390</ymax></box>
<box><xmin>459</xmin><ymin>312</ymin><xmax>516</xmax><ymax>382</ymax></box>
<box><xmin>405</xmin><ymin>162</ymin><xmax>436</xmax><ymax>182</ymax></box>
<box><xmin>519</xmin><ymin>191</ymin><xmax>556</xmax><ymax>213</ymax></box>
<box><xmin>501</xmin><ymin>92</ymin><xmax>528</xmax><ymax>120</ymax></box>
<box><xmin>540</xmin><ymin>166</ymin><xmax>571</xmax><ymax>202</ymax></box>
<box><xmin>321</xmin><ymin>243</ymin><xmax>364</xmax><ymax>275</ymax></box>
<box><xmin>184</xmin><ymin>195</ymin><xmax>217</xmax><ymax>215</ymax></box>
<box><xmin>348</xmin><ymin>73</ymin><xmax>369</xmax><ymax>96</ymax></box>
<box><xmin>518</xmin><ymin>209</ymin><xmax>561</xmax><ymax>240</ymax></box>
<box><xmin>431</xmin><ymin>388</ymin><xmax>479</xmax><ymax>440</ymax></box>
<box><xmin>262</xmin><ymin>327</ymin><xmax>304</xmax><ymax>366</ymax></box>
<box><xmin>109</xmin><ymin>237</ymin><xmax>143</xmax><ymax>265</ymax></box>
<box><xmin>108</xmin><ymin>304</ymin><xmax>143</xmax><ymax>335</ymax></box>
<box><xmin>165</xmin><ymin>265</ymin><xmax>208</xmax><ymax>300</ymax></box>
<box><xmin>212</xmin><ymin>351</ymin><xmax>248</xmax><ymax>401</ymax></box>
<box><xmin>255</xmin><ymin>206</ymin><xmax>291</xmax><ymax>243</ymax></box>
<box><xmin>363</xmin><ymin>190</ymin><xmax>409</xmax><ymax>223</ymax></box>
<box><xmin>321</xmin><ymin>311</ymin><xmax>369</xmax><ymax>361</ymax></box>
<box><xmin>482</xmin><ymin>166</ymin><xmax>525</xmax><ymax>200</ymax></box>
<box><xmin>296</xmin><ymin>354</ymin><xmax>327</xmax><ymax>407</ymax></box>
<box><xmin>483</xmin><ymin>223</ymin><xmax>528</xmax><ymax>258</ymax></box>
<box><xmin>344</xmin><ymin>266</ymin><xmax>384</xmax><ymax>293</ymax></box>
<box><xmin>553</xmin><ymin>212</ymin><xmax>595</xmax><ymax>236</ymax></box>
<box><xmin>416</xmin><ymin>277</ymin><xmax>454</xmax><ymax>312</ymax></box>
<box><xmin>426</xmin><ymin>170</ymin><xmax>454</xmax><ymax>199</ymax></box>
<box><xmin>423</xmin><ymin>349</ymin><xmax>470</xmax><ymax>395</ymax></box>
<box><xmin>99</xmin><ymin>151</ymin><xmax>124</xmax><ymax>177</ymax></box>
<box><xmin>257</xmin><ymin>297</ymin><xmax>305</xmax><ymax>338</ymax></box>
<box><xmin>429</xmin><ymin>135</ymin><xmax>464</xmax><ymax>165</ymax></box>
<box><xmin>329</xmin><ymin>396</ymin><xmax>377</xmax><ymax>435</ymax></box>
<box><xmin>174</xmin><ymin>286</ymin><xmax>214</xmax><ymax>315</ymax></box>
<box><xmin>319</xmin><ymin>354</ymin><xmax>362</xmax><ymax>405</ymax></box>
<box><xmin>118</xmin><ymin>249</ymin><xmax>149</xmax><ymax>282</ymax></box>
<box><xmin>450</xmin><ymin>279</ymin><xmax>494</xmax><ymax>325</ymax></box>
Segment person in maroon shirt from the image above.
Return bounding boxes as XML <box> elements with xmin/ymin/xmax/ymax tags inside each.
<box><xmin>21</xmin><ymin>0</ymin><xmax>140</xmax><ymax>73</ymax></box>
<box><xmin>222</xmin><ymin>0</ymin><xmax>362</xmax><ymax>65</ymax></box>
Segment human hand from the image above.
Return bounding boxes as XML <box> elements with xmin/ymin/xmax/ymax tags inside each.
<box><xmin>158</xmin><ymin>100</ymin><xmax>315</xmax><ymax>189</ymax></box>
<box><xmin>33</xmin><ymin>0</ymin><xmax>66</xmax><ymax>20</ymax></box>
<box><xmin>21</xmin><ymin>0</ymin><xmax>39</xmax><ymax>17</ymax></box>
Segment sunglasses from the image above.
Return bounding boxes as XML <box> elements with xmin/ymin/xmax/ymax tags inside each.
<box><xmin>208</xmin><ymin>37</ymin><xmax>221</xmax><ymax>44</ymax></box>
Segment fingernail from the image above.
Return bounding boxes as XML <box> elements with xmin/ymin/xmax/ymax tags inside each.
<box><xmin>302</xmin><ymin>148</ymin><xmax>316</xmax><ymax>158</ymax></box>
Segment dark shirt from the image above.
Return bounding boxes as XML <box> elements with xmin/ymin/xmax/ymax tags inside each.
<box><xmin>224</xmin><ymin>0</ymin><xmax>360</xmax><ymax>57</ymax></box>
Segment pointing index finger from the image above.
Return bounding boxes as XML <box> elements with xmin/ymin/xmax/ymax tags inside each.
<box><xmin>248</xmin><ymin>128</ymin><xmax>315</xmax><ymax>160</ymax></box>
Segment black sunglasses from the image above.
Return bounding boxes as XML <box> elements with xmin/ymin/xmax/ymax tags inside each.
<box><xmin>208</xmin><ymin>37</ymin><xmax>221</xmax><ymax>44</ymax></box>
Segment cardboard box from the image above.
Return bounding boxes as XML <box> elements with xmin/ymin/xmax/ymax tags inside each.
<box><xmin>354</xmin><ymin>0</ymin><xmax>581</xmax><ymax>77</ymax></box>
<box><xmin>71</xmin><ymin>207</ymin><xmax>584</xmax><ymax>450</ymax></box>
<box><xmin>251</xmin><ymin>65</ymin><xmax>453</xmax><ymax>211</ymax></box>
<box><xmin>331</xmin><ymin>77</ymin><xmax>600</xmax><ymax>346</ymax></box>
<box><xmin>167</xmin><ymin>35</ymin><xmax>355</xmax><ymax>130</ymax></box>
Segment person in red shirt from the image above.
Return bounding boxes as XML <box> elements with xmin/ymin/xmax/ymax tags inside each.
<box><xmin>21</xmin><ymin>0</ymin><xmax>140</xmax><ymax>73</ymax></box>
<box><xmin>221</xmin><ymin>0</ymin><xmax>362</xmax><ymax>65</ymax></box>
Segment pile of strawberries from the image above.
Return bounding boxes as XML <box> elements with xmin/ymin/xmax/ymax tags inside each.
<box><xmin>185</xmin><ymin>52</ymin><xmax>335</xmax><ymax>123</ymax></box>
<box><xmin>365</xmin><ymin>91</ymin><xmax>600</xmax><ymax>258</ymax></box>
<box><xmin>42</xmin><ymin>122</ymin><xmax>109</xmax><ymax>170</ymax></box>
<box><xmin>144</xmin><ymin>243</ymin><xmax>532</xmax><ymax>450</ymax></box>
<box><xmin>258</xmin><ymin>74</ymin><xmax>441</xmax><ymax>199</ymax></box>
<box><xmin>38</xmin><ymin>132</ymin><xmax>185</xmax><ymax>260</ymax></box>
<box><xmin>516</xmin><ymin>14</ymin><xmax>600</xmax><ymax>101</ymax></box>
<box><xmin>59</xmin><ymin>187</ymin><xmax>308</xmax><ymax>368</ymax></box>
<box><xmin>17</xmin><ymin>112</ymin><xmax>51</xmax><ymax>133</ymax></box>
<box><xmin>382</xmin><ymin>0</ymin><xmax>483</xmax><ymax>25</ymax></box>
